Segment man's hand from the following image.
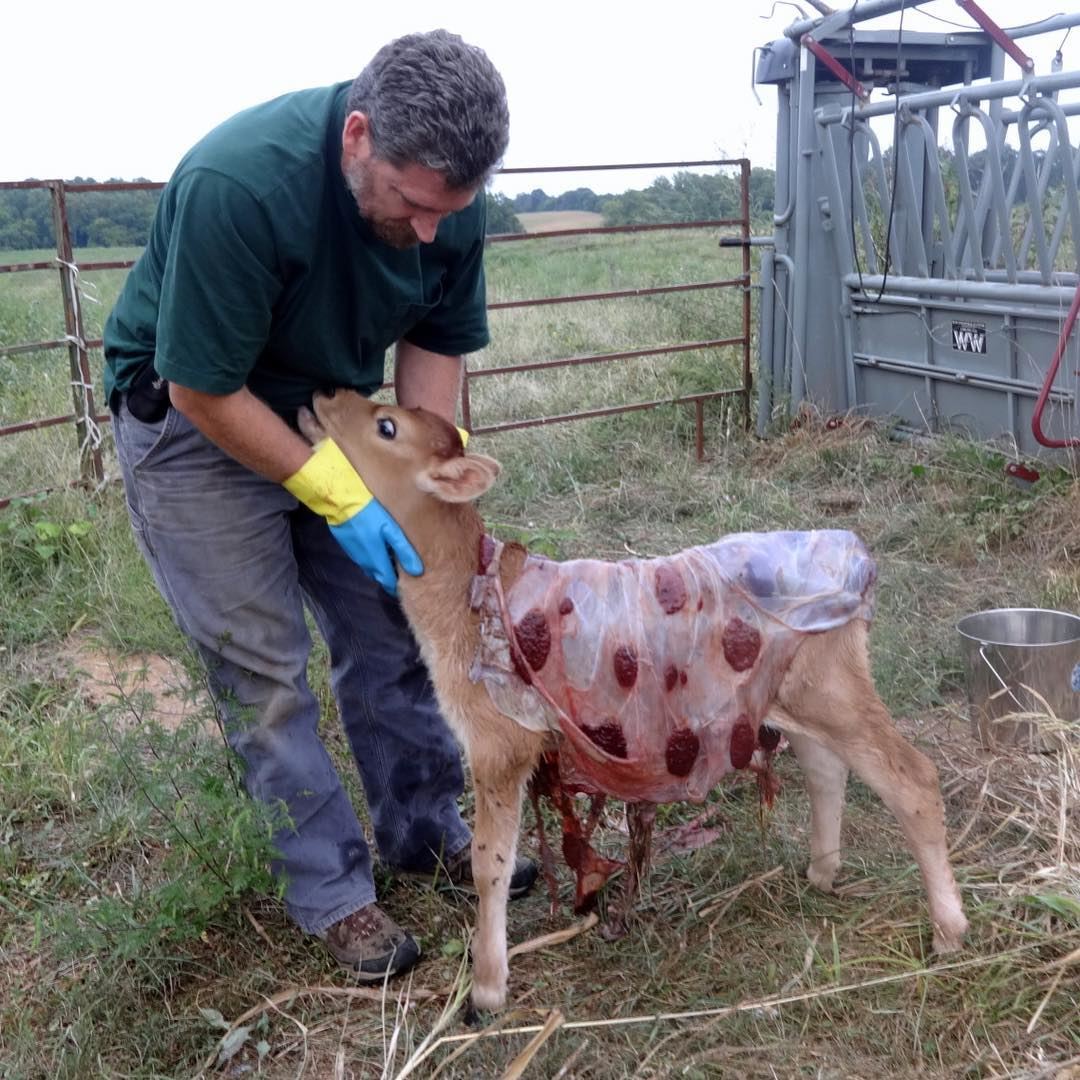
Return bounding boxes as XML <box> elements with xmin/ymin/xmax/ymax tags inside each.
<box><xmin>283</xmin><ymin>438</ymin><xmax>422</xmax><ymax>596</ymax></box>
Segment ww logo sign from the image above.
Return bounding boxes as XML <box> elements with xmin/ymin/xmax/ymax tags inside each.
<box><xmin>951</xmin><ymin>321</ymin><xmax>987</xmax><ymax>354</ymax></box>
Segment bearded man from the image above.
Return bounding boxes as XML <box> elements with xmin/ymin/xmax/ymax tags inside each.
<box><xmin>103</xmin><ymin>29</ymin><xmax>535</xmax><ymax>981</ymax></box>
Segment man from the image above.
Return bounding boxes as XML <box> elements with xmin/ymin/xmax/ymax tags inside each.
<box><xmin>103</xmin><ymin>29</ymin><xmax>535</xmax><ymax>982</ymax></box>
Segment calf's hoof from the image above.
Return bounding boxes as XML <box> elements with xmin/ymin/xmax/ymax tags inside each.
<box><xmin>598</xmin><ymin>915</ymin><xmax>629</xmax><ymax>942</ymax></box>
<box><xmin>470</xmin><ymin>979</ymin><xmax>508</xmax><ymax>1015</ymax></box>
<box><xmin>932</xmin><ymin>913</ymin><xmax>969</xmax><ymax>954</ymax></box>
<box><xmin>805</xmin><ymin>860</ymin><xmax>839</xmax><ymax>893</ymax></box>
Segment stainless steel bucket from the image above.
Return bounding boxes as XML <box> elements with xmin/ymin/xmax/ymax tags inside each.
<box><xmin>957</xmin><ymin>608</ymin><xmax>1080</xmax><ymax>751</ymax></box>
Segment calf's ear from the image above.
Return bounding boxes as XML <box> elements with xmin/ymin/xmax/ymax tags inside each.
<box><xmin>417</xmin><ymin>453</ymin><xmax>501</xmax><ymax>503</ymax></box>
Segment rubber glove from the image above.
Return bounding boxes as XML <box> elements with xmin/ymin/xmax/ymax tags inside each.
<box><xmin>283</xmin><ymin>437</ymin><xmax>422</xmax><ymax>596</ymax></box>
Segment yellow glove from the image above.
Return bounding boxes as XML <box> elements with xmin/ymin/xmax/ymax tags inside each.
<box><xmin>284</xmin><ymin>438</ymin><xmax>422</xmax><ymax>594</ymax></box>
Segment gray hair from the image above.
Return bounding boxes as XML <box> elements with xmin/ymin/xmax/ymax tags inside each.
<box><xmin>347</xmin><ymin>30</ymin><xmax>509</xmax><ymax>190</ymax></box>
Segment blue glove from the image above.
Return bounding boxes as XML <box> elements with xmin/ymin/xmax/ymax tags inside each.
<box><xmin>328</xmin><ymin>502</ymin><xmax>423</xmax><ymax>597</ymax></box>
<box><xmin>283</xmin><ymin>437</ymin><xmax>423</xmax><ymax>597</ymax></box>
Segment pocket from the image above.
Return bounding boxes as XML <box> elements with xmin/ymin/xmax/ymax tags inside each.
<box><xmin>119</xmin><ymin>401</ymin><xmax>184</xmax><ymax>472</ymax></box>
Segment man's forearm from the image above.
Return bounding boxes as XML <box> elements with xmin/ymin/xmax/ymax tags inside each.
<box><xmin>394</xmin><ymin>341</ymin><xmax>464</xmax><ymax>422</ymax></box>
<box><xmin>168</xmin><ymin>383</ymin><xmax>312</xmax><ymax>482</ymax></box>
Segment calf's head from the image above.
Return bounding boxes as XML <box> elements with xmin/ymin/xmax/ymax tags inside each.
<box><xmin>298</xmin><ymin>389</ymin><xmax>501</xmax><ymax>529</ymax></box>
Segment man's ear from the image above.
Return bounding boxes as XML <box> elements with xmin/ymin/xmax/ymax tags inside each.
<box><xmin>417</xmin><ymin>453</ymin><xmax>501</xmax><ymax>503</ymax></box>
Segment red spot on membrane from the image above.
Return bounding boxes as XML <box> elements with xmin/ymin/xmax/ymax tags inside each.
<box><xmin>514</xmin><ymin>609</ymin><xmax>551</xmax><ymax>672</ymax></box>
<box><xmin>654</xmin><ymin>564</ymin><xmax>688</xmax><ymax>614</ymax></box>
<box><xmin>558</xmin><ymin>596</ymin><xmax>574</xmax><ymax>616</ymax></box>
<box><xmin>758</xmin><ymin>724</ymin><xmax>782</xmax><ymax>752</ymax></box>
<box><xmin>613</xmin><ymin>645</ymin><xmax>638</xmax><ymax>689</ymax></box>
<box><xmin>510</xmin><ymin>648</ymin><xmax>533</xmax><ymax>686</ymax></box>
<box><xmin>581</xmin><ymin>721</ymin><xmax>628</xmax><ymax>759</ymax></box>
<box><xmin>730</xmin><ymin>714</ymin><xmax>755</xmax><ymax>769</ymax></box>
<box><xmin>664</xmin><ymin>663</ymin><xmax>678</xmax><ymax>692</ymax></box>
<box><xmin>478</xmin><ymin>534</ymin><xmax>496</xmax><ymax>574</ymax></box>
<box><xmin>723</xmin><ymin>617</ymin><xmax>761</xmax><ymax>672</ymax></box>
<box><xmin>666</xmin><ymin>729</ymin><xmax>700</xmax><ymax>777</ymax></box>
<box><xmin>697</xmin><ymin>598</ymin><xmax>703</xmax><ymax>611</ymax></box>
<box><xmin>679</xmin><ymin>670</ymin><xmax>688</xmax><ymax>686</ymax></box>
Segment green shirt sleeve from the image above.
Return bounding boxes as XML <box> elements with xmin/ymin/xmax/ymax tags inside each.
<box><xmin>154</xmin><ymin>169</ymin><xmax>283</xmax><ymax>394</ymax></box>
<box><xmin>403</xmin><ymin>197</ymin><xmax>490</xmax><ymax>358</ymax></box>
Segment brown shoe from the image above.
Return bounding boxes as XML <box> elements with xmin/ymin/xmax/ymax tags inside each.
<box><xmin>444</xmin><ymin>848</ymin><xmax>539</xmax><ymax>900</ymax></box>
<box><xmin>322</xmin><ymin>904</ymin><xmax>420</xmax><ymax>982</ymax></box>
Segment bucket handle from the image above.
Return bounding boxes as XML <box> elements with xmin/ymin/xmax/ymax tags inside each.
<box><xmin>978</xmin><ymin>644</ymin><xmax>1029</xmax><ymax>711</ymax></box>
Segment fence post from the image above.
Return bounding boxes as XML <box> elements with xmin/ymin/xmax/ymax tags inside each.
<box><xmin>49</xmin><ymin>180</ymin><xmax>105</xmax><ymax>489</ymax></box>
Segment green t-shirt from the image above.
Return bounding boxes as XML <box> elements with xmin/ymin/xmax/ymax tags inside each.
<box><xmin>103</xmin><ymin>82</ymin><xmax>490</xmax><ymax>415</ymax></box>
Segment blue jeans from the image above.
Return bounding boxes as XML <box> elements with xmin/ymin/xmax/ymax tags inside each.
<box><xmin>112</xmin><ymin>400</ymin><xmax>471</xmax><ymax>934</ymax></box>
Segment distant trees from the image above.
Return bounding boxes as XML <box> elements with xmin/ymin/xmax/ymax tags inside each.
<box><xmin>485</xmin><ymin>193</ymin><xmax>525</xmax><ymax>235</ymax></box>
<box><xmin>0</xmin><ymin>169</ymin><xmax>780</xmax><ymax>250</ymax></box>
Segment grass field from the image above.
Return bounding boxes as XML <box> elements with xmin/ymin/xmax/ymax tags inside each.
<box><xmin>516</xmin><ymin>210</ymin><xmax>606</xmax><ymax>233</ymax></box>
<box><xmin>1</xmin><ymin>230</ymin><xmax>1079</xmax><ymax>1078</ymax></box>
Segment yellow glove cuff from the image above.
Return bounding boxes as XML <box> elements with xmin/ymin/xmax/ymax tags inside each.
<box><xmin>457</xmin><ymin>426</ymin><xmax>470</xmax><ymax>448</ymax></box>
<box><xmin>283</xmin><ymin>438</ymin><xmax>372</xmax><ymax>526</ymax></box>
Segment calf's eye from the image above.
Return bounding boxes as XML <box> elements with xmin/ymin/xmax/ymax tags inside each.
<box><xmin>377</xmin><ymin>417</ymin><xmax>397</xmax><ymax>440</ymax></box>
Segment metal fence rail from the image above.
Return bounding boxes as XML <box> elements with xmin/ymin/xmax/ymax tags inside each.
<box><xmin>0</xmin><ymin>160</ymin><xmax>752</xmax><ymax>508</ymax></box>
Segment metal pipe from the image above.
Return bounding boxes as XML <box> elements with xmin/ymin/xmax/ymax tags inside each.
<box><xmin>790</xmin><ymin>44</ymin><xmax>817</xmax><ymax>409</ymax></box>
<box><xmin>817</xmin><ymin>70</ymin><xmax>1080</xmax><ymax>124</ymax></box>
<box><xmin>843</xmin><ymin>272</ymin><xmax>1078</xmax><ymax>306</ymax></box>
<box><xmin>1031</xmin><ymin>283</ymin><xmax>1080</xmax><ymax>448</ymax></box>
<box><xmin>757</xmin><ymin>250</ymin><xmax>777</xmax><ymax>436</ymax></box>
<box><xmin>786</xmin><ymin>6</ymin><xmax>1080</xmax><ymax>41</ymax></box>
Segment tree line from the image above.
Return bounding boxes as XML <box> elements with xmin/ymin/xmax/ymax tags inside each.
<box><xmin>1</xmin><ymin>169</ymin><xmax>778</xmax><ymax>250</ymax></box>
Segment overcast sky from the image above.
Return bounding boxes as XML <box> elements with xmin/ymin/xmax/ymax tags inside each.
<box><xmin>3</xmin><ymin>0</ymin><xmax>1076</xmax><ymax>197</ymax></box>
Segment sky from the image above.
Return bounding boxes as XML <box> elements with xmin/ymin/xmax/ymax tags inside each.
<box><xmin>2</xmin><ymin>0</ymin><xmax>1077</xmax><ymax>198</ymax></box>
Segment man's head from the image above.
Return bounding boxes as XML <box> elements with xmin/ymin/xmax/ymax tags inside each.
<box><xmin>342</xmin><ymin>30</ymin><xmax>509</xmax><ymax>249</ymax></box>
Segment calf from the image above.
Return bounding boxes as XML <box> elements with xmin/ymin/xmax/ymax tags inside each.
<box><xmin>298</xmin><ymin>390</ymin><xmax>968</xmax><ymax>1011</ymax></box>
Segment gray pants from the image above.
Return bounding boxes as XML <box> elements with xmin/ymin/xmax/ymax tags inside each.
<box><xmin>112</xmin><ymin>399</ymin><xmax>471</xmax><ymax>934</ymax></box>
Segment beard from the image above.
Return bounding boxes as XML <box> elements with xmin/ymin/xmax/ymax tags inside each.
<box><xmin>343</xmin><ymin>160</ymin><xmax>419</xmax><ymax>250</ymax></box>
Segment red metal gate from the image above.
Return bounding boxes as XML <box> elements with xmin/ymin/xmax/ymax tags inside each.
<box><xmin>0</xmin><ymin>161</ymin><xmax>752</xmax><ymax>508</ymax></box>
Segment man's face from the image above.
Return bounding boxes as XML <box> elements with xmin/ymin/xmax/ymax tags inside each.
<box><xmin>342</xmin><ymin>112</ymin><xmax>478</xmax><ymax>249</ymax></box>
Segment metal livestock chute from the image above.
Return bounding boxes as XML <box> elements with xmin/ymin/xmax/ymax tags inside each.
<box><xmin>753</xmin><ymin>0</ymin><xmax>1080</xmax><ymax>459</ymax></box>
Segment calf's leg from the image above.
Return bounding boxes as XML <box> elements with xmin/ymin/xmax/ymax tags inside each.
<box><xmin>781</xmin><ymin>730</ymin><xmax>849</xmax><ymax>892</ymax></box>
<box><xmin>773</xmin><ymin>621</ymin><xmax>968</xmax><ymax>953</ymax></box>
<box><xmin>465</xmin><ymin>723</ymin><xmax>544</xmax><ymax>1012</ymax></box>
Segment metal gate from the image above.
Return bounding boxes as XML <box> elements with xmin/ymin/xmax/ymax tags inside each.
<box><xmin>755</xmin><ymin>1</ymin><xmax>1080</xmax><ymax>458</ymax></box>
<box><xmin>0</xmin><ymin>162</ymin><xmax>752</xmax><ymax>508</ymax></box>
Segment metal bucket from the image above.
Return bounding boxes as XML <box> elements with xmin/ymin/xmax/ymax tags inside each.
<box><xmin>957</xmin><ymin>608</ymin><xmax>1080</xmax><ymax>752</ymax></box>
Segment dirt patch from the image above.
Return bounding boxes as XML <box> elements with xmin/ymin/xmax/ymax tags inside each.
<box><xmin>59</xmin><ymin>631</ymin><xmax>216</xmax><ymax>736</ymax></box>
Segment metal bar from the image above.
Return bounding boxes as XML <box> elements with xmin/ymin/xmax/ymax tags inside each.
<box><xmin>0</xmin><ymin>179</ymin><xmax>164</xmax><ymax>192</ymax></box>
<box><xmin>790</xmin><ymin>40</ymin><xmax>816</xmax><ymax>408</ymax></box>
<box><xmin>801</xmin><ymin>35</ymin><xmax>870</xmax><ymax>99</ymax></box>
<box><xmin>852</xmin><ymin>352</ymin><xmax>1074</xmax><ymax>403</ymax></box>
<box><xmin>487</xmin><ymin>278</ymin><xmax>747</xmax><ymax>312</ymax></box>
<box><xmin>496</xmin><ymin>159</ymin><xmax>744</xmax><ymax>175</ymax></box>
<box><xmin>740</xmin><ymin>158</ymin><xmax>752</xmax><ymax>430</ymax></box>
<box><xmin>843</xmin><ymin>272</ymin><xmax>1079</xmax><ymax>306</ymax></box>
<box><xmin>955</xmin><ymin>0</ymin><xmax>1033</xmax><ymax>73</ymax></box>
<box><xmin>0</xmin><ymin>412</ymin><xmax>111</xmax><ymax>437</ymax></box>
<box><xmin>785</xmin><ymin>0</ymin><xmax>910</xmax><ymax>39</ymax></box>
<box><xmin>0</xmin><ymin>338</ymin><xmax>71</xmax><ymax>358</ymax></box>
<box><xmin>467</xmin><ymin>337</ymin><xmax>746</xmax><ymax>379</ymax></box>
<box><xmin>49</xmin><ymin>181</ymin><xmax>105</xmax><ymax>487</ymax></box>
<box><xmin>470</xmin><ymin>389</ymin><xmax>745</xmax><ymax>436</ymax></box>
<box><xmin>0</xmin><ymin>259</ymin><xmax>57</xmax><ymax>273</ymax></box>
<box><xmin>911</xmin><ymin>111</ymin><xmax>957</xmax><ymax>279</ymax></box>
<box><xmin>786</xmin><ymin>4</ymin><xmax>1080</xmax><ymax>41</ymax></box>
<box><xmin>817</xmin><ymin>71</ymin><xmax>1080</xmax><ymax>125</ymax></box>
<box><xmin>1031</xmin><ymin>284</ymin><xmax>1080</xmax><ymax>448</ymax></box>
<box><xmin>487</xmin><ymin>219</ymin><xmax>744</xmax><ymax>243</ymax></box>
<box><xmin>0</xmin><ymin>336</ymin><xmax>104</xmax><ymax>360</ymax></box>
<box><xmin>757</xmin><ymin>250</ymin><xmax>777</xmax><ymax>437</ymax></box>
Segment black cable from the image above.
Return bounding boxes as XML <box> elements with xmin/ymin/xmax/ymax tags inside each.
<box><xmin>849</xmin><ymin>0</ymin><xmax>906</xmax><ymax>304</ymax></box>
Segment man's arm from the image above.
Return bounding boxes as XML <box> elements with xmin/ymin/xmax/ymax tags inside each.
<box><xmin>169</xmin><ymin>383</ymin><xmax>312</xmax><ymax>480</ymax></box>
<box><xmin>394</xmin><ymin>340</ymin><xmax>464</xmax><ymax>423</ymax></box>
